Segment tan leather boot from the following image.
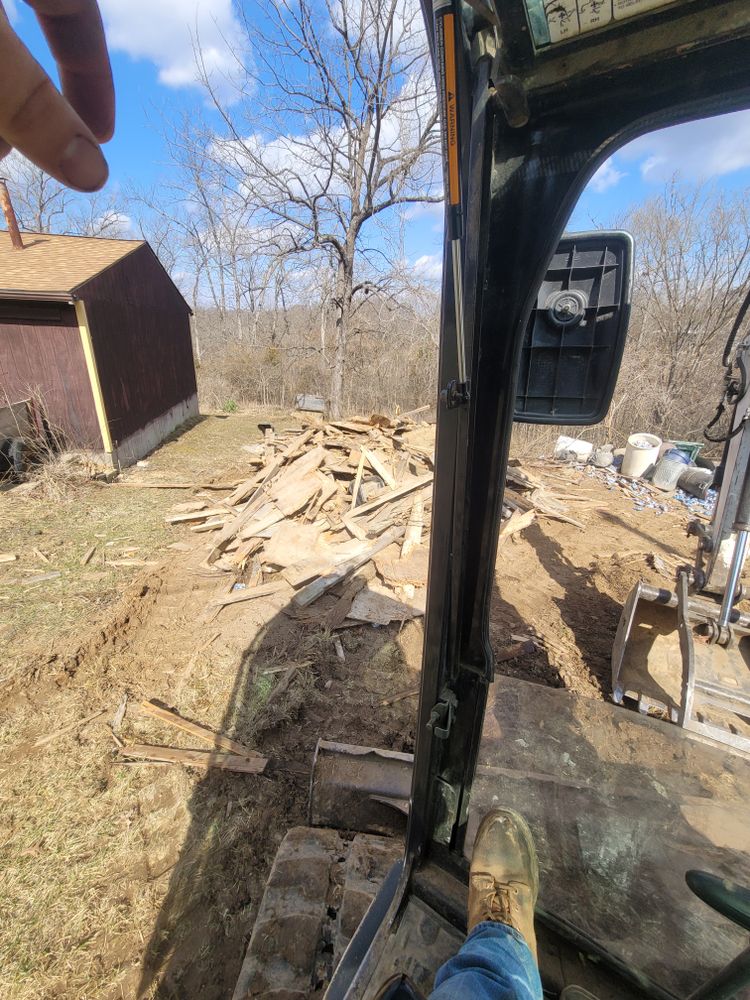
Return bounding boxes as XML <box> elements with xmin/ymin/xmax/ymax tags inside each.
<box><xmin>467</xmin><ymin>808</ymin><xmax>540</xmax><ymax>961</ymax></box>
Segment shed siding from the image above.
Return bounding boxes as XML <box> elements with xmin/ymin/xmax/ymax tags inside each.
<box><xmin>0</xmin><ymin>301</ymin><xmax>103</xmax><ymax>448</ymax></box>
<box><xmin>81</xmin><ymin>246</ymin><xmax>196</xmax><ymax>446</ymax></box>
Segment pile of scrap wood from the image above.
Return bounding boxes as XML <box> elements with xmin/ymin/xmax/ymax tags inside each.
<box><xmin>164</xmin><ymin>415</ymin><xmax>581</xmax><ymax>624</ymax></box>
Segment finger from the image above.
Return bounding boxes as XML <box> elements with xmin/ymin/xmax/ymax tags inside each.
<box><xmin>0</xmin><ymin>8</ymin><xmax>108</xmax><ymax>190</ymax></box>
<box><xmin>25</xmin><ymin>1</ymin><xmax>114</xmax><ymax>142</ymax></box>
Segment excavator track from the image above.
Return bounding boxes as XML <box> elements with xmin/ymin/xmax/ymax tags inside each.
<box><xmin>233</xmin><ymin>827</ymin><xmax>402</xmax><ymax>1000</ymax></box>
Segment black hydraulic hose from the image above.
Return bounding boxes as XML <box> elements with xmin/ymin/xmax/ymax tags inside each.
<box><xmin>703</xmin><ymin>284</ymin><xmax>750</xmax><ymax>443</ymax></box>
<box><xmin>722</xmin><ymin>283</ymin><xmax>750</xmax><ymax>368</ymax></box>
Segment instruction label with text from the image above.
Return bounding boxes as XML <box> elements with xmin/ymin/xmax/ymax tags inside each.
<box><xmin>526</xmin><ymin>0</ymin><xmax>681</xmax><ymax>47</ymax></box>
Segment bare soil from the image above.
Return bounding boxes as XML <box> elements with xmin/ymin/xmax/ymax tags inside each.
<box><xmin>0</xmin><ymin>416</ymin><xmax>699</xmax><ymax>999</ymax></box>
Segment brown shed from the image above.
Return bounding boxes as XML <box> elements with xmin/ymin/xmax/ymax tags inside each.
<box><xmin>0</xmin><ymin>228</ymin><xmax>197</xmax><ymax>466</ymax></box>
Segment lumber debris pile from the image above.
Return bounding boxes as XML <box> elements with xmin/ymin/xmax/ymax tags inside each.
<box><xmin>165</xmin><ymin>414</ymin><xmax>435</xmax><ymax>624</ymax></box>
<box><xmin>164</xmin><ymin>415</ymin><xmax>582</xmax><ymax>622</ymax></box>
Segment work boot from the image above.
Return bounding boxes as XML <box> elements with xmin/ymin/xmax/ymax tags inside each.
<box><xmin>468</xmin><ymin>808</ymin><xmax>540</xmax><ymax>961</ymax></box>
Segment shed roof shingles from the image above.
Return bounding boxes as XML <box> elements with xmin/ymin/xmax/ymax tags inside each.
<box><xmin>0</xmin><ymin>229</ymin><xmax>144</xmax><ymax>295</ymax></box>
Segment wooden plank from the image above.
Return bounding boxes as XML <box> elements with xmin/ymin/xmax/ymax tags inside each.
<box><xmin>209</xmin><ymin>437</ymin><xmax>322</xmax><ymax>561</ymax></box>
<box><xmin>282</xmin><ymin>554</ymin><xmax>337</xmax><ymax>589</ymax></box>
<box><xmin>20</xmin><ymin>571</ymin><xmax>61</xmax><ymax>584</ymax></box>
<box><xmin>398</xmin><ymin>404</ymin><xmax>431</xmax><ymax>420</ymax></box>
<box><xmin>328</xmin><ymin>420</ymin><xmax>372</xmax><ymax>434</ymax></box>
<box><xmin>293</xmin><ymin>526</ymin><xmax>405</xmax><ymax>608</ymax></box>
<box><xmin>363</xmin><ymin>448</ymin><xmax>396</xmax><ymax>489</ymax></box>
<box><xmin>375</xmin><ymin>546</ymin><xmax>429</xmax><ymax>587</ymax></box>
<box><xmin>225</xmin><ymin>428</ymin><xmax>317</xmax><ymax>507</ymax></box>
<box><xmin>343</xmin><ymin>474</ymin><xmax>432</xmax><ymax>529</ymax></box>
<box><xmin>191</xmin><ymin>517</ymin><xmax>232</xmax><ymax>533</ymax></box>
<box><xmin>401</xmin><ymin>495</ymin><xmax>424</xmax><ymax>558</ymax></box>
<box><xmin>505</xmin><ymin>486</ymin><xmax>584</xmax><ymax>530</ymax></box>
<box><xmin>169</xmin><ymin>500</ymin><xmax>208</xmax><ymax>514</ymax></box>
<box><xmin>166</xmin><ymin>506</ymin><xmax>230</xmax><ymax>525</ymax></box>
<box><xmin>114</xmin><ymin>480</ymin><xmax>240</xmax><ymax>490</ymax></box>
<box><xmin>106</xmin><ymin>559</ymin><xmax>159</xmax><ymax>567</ymax></box>
<box><xmin>381</xmin><ymin>688</ymin><xmax>419</xmax><ymax>706</ymax></box>
<box><xmin>211</xmin><ymin>579</ymin><xmax>291</xmax><ymax>609</ymax></box>
<box><xmin>324</xmin><ymin>566</ymin><xmax>375</xmax><ymax>628</ymax></box>
<box><xmin>120</xmin><ymin>744</ymin><xmax>268</xmax><ymax>774</ymax></box>
<box><xmin>263</xmin><ymin>522</ymin><xmax>323</xmax><ymax>569</ymax></box>
<box><xmin>348</xmin><ymin>581</ymin><xmax>426</xmax><ymax>625</ymax></box>
<box><xmin>138</xmin><ymin>700</ymin><xmax>261</xmax><ymax>757</ymax></box>
<box><xmin>228</xmin><ymin>537</ymin><xmax>264</xmax><ymax>567</ymax></box>
<box><xmin>237</xmin><ymin>507</ymin><xmax>287</xmax><ymax>541</ymax></box>
<box><xmin>271</xmin><ymin>469</ymin><xmax>327</xmax><ymax>517</ymax></box>
<box><xmin>350</xmin><ymin>452</ymin><xmax>366</xmax><ymax>512</ymax></box>
<box><xmin>498</xmin><ymin>508</ymin><xmax>536</xmax><ymax>543</ymax></box>
<box><xmin>80</xmin><ymin>545</ymin><xmax>97</xmax><ymax>565</ymax></box>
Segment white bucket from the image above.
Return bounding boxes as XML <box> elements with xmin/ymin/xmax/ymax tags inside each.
<box><xmin>621</xmin><ymin>433</ymin><xmax>661</xmax><ymax>479</ymax></box>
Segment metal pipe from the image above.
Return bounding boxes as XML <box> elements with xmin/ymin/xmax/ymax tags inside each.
<box><xmin>0</xmin><ymin>177</ymin><xmax>23</xmax><ymax>250</ymax></box>
<box><xmin>718</xmin><ymin>430</ymin><xmax>750</xmax><ymax>629</ymax></box>
<box><xmin>451</xmin><ymin>241</ymin><xmax>467</xmax><ymax>384</ymax></box>
<box><xmin>718</xmin><ymin>530</ymin><xmax>749</xmax><ymax>629</ymax></box>
<box><xmin>636</xmin><ymin>583</ymin><xmax>750</xmax><ymax>629</ymax></box>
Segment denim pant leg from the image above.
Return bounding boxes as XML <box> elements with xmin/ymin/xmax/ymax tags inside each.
<box><xmin>429</xmin><ymin>922</ymin><xmax>543</xmax><ymax>1000</ymax></box>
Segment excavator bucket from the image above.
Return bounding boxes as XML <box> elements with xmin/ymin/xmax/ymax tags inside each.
<box><xmin>612</xmin><ymin>576</ymin><xmax>750</xmax><ymax>752</ymax></box>
<box><xmin>612</xmin><ymin>581</ymin><xmax>686</xmax><ymax>721</ymax></box>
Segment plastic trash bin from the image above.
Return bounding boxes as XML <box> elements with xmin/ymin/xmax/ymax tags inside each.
<box><xmin>652</xmin><ymin>449</ymin><xmax>690</xmax><ymax>491</ymax></box>
<box><xmin>621</xmin><ymin>433</ymin><xmax>661</xmax><ymax>479</ymax></box>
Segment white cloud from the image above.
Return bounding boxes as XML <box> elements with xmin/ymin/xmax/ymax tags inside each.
<box><xmin>590</xmin><ymin>158</ymin><xmax>625</xmax><ymax>193</ymax></box>
<box><xmin>100</xmin><ymin>0</ymin><xmax>246</xmax><ymax>99</ymax></box>
<box><xmin>620</xmin><ymin>110</ymin><xmax>750</xmax><ymax>183</ymax></box>
<box><xmin>404</xmin><ymin>201</ymin><xmax>444</xmax><ymax>220</ymax></box>
<box><xmin>412</xmin><ymin>253</ymin><xmax>442</xmax><ymax>283</ymax></box>
<box><xmin>4</xmin><ymin>0</ymin><xmax>19</xmax><ymax>24</ymax></box>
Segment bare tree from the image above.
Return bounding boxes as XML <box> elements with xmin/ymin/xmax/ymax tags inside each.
<box><xmin>2</xmin><ymin>152</ymin><xmax>131</xmax><ymax>237</ymax></box>
<box><xmin>1</xmin><ymin>153</ymin><xmax>71</xmax><ymax>232</ymax></box>
<box><xmin>620</xmin><ymin>179</ymin><xmax>750</xmax><ymax>438</ymax></box>
<box><xmin>192</xmin><ymin>0</ymin><xmax>441</xmax><ymax>416</ymax></box>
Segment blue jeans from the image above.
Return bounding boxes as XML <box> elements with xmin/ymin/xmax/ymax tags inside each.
<box><xmin>430</xmin><ymin>922</ymin><xmax>543</xmax><ymax>1000</ymax></box>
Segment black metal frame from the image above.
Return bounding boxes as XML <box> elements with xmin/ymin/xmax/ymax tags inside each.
<box><xmin>409</xmin><ymin>0</ymin><xmax>750</xmax><ymax>866</ymax></box>
<box><xmin>328</xmin><ymin>2</ymin><xmax>750</xmax><ymax>997</ymax></box>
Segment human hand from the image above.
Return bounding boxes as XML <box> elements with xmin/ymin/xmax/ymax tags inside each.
<box><xmin>0</xmin><ymin>1</ymin><xmax>114</xmax><ymax>191</ymax></box>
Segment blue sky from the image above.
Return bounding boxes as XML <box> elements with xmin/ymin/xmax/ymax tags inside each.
<box><xmin>8</xmin><ymin>0</ymin><xmax>750</xmax><ymax>282</ymax></box>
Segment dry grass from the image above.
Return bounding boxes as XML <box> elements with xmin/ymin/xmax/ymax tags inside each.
<box><xmin>0</xmin><ymin>413</ymin><xmax>302</xmax><ymax>683</ymax></box>
<box><xmin>0</xmin><ymin>706</ymin><xmax>176</xmax><ymax>999</ymax></box>
<box><xmin>0</xmin><ymin>411</ymin><xmax>313</xmax><ymax>998</ymax></box>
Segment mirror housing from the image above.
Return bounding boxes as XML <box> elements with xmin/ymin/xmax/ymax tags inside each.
<box><xmin>514</xmin><ymin>231</ymin><xmax>633</xmax><ymax>425</ymax></box>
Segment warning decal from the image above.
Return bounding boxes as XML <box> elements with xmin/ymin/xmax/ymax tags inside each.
<box><xmin>525</xmin><ymin>0</ymin><xmax>680</xmax><ymax>47</ymax></box>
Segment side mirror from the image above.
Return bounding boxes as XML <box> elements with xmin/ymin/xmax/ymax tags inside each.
<box><xmin>514</xmin><ymin>231</ymin><xmax>633</xmax><ymax>425</ymax></box>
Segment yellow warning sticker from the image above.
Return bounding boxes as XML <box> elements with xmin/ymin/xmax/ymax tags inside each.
<box><xmin>443</xmin><ymin>13</ymin><xmax>460</xmax><ymax>208</ymax></box>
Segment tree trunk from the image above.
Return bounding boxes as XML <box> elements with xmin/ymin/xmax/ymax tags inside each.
<box><xmin>329</xmin><ymin>259</ymin><xmax>353</xmax><ymax>419</ymax></box>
